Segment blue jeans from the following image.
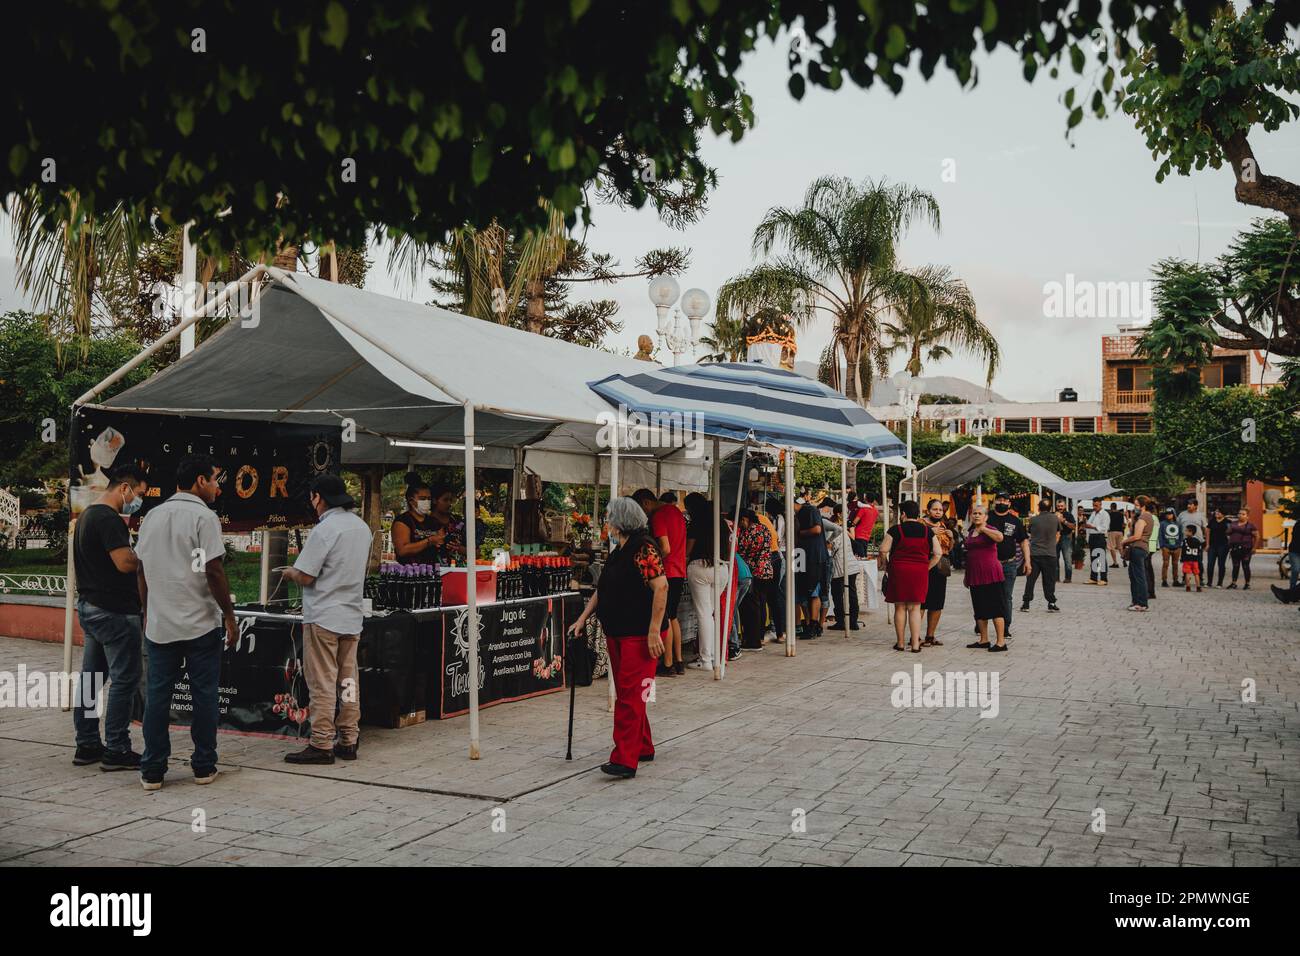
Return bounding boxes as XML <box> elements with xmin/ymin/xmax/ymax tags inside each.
<box><xmin>141</xmin><ymin>628</ymin><xmax>223</xmax><ymax>777</ymax></box>
<box><xmin>1128</xmin><ymin>546</ymin><xmax>1149</xmax><ymax>608</ymax></box>
<box><xmin>1000</xmin><ymin>559</ymin><xmax>1021</xmax><ymax>632</ymax></box>
<box><xmin>73</xmin><ymin>601</ymin><xmax>143</xmax><ymax>753</ymax></box>
<box><xmin>1056</xmin><ymin>536</ymin><xmax>1073</xmax><ymax>582</ymax></box>
<box><xmin>1290</xmin><ymin>553</ymin><xmax>1300</xmax><ymax>591</ymax></box>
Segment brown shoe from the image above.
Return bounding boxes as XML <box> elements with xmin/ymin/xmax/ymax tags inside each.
<box><xmin>335</xmin><ymin>743</ymin><xmax>358</xmax><ymax>761</ymax></box>
<box><xmin>284</xmin><ymin>745</ymin><xmax>334</xmax><ymax>765</ymax></box>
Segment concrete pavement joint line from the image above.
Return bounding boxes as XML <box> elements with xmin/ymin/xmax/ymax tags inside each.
<box><xmin>0</xmin><ymin>813</ymin><xmax>152</xmax><ymax>863</ymax></box>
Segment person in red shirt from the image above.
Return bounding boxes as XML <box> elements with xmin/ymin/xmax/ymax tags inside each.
<box><xmin>634</xmin><ymin>489</ymin><xmax>687</xmax><ymax>676</ymax></box>
<box><xmin>850</xmin><ymin>493</ymin><xmax>879</xmax><ymax>559</ymax></box>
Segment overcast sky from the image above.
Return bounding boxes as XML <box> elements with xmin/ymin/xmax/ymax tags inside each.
<box><xmin>3</xmin><ymin>31</ymin><xmax>1295</xmax><ymax>403</ymax></box>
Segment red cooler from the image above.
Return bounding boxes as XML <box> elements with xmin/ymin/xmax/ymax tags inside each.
<box><xmin>440</xmin><ymin>566</ymin><xmax>498</xmax><ymax>606</ymax></box>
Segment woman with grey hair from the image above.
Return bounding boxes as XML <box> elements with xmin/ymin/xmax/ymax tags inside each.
<box><xmin>568</xmin><ymin>496</ymin><xmax>668</xmax><ymax>779</ymax></box>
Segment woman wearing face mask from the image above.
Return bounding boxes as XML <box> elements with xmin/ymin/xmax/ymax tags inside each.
<box><xmin>426</xmin><ymin>482</ymin><xmax>467</xmax><ymax>564</ymax></box>
<box><xmin>391</xmin><ymin>473</ymin><xmax>444</xmax><ymax>566</ymax></box>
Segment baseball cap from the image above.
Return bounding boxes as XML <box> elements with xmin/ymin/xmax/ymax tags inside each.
<box><xmin>311</xmin><ymin>473</ymin><xmax>355</xmax><ymax>509</ymax></box>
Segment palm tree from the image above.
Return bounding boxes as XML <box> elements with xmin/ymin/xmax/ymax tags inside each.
<box><xmin>7</xmin><ymin>186</ymin><xmax>142</xmax><ymax>345</ymax></box>
<box><xmin>883</xmin><ymin>264</ymin><xmax>998</xmax><ymax>383</ymax></box>
<box><xmin>715</xmin><ymin>176</ymin><xmax>941</xmax><ymax>403</ymax></box>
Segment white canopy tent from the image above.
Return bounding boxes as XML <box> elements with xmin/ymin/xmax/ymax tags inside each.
<box><xmin>70</xmin><ymin>267</ymin><xmax>725</xmax><ymax>758</ymax></box>
<box><xmin>912</xmin><ymin>444</ymin><xmax>1121</xmax><ymax>503</ymax></box>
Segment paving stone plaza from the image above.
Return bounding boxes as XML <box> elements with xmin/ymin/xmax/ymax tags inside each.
<box><xmin>3</xmin><ymin>578</ymin><xmax>1296</xmax><ymax>868</ymax></box>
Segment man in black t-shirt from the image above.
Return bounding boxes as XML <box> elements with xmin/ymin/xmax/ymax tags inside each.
<box><xmin>71</xmin><ymin>463</ymin><xmax>149</xmax><ymax>770</ymax></box>
<box><xmin>989</xmin><ymin>491</ymin><xmax>1030</xmax><ymax>637</ymax></box>
<box><xmin>1054</xmin><ymin>499</ymin><xmax>1077</xmax><ymax>583</ymax></box>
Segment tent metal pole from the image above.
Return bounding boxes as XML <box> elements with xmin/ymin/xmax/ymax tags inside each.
<box><xmin>74</xmin><ymin>263</ymin><xmax>269</xmax><ymax>407</ymax></box>
<box><xmin>841</xmin><ymin>457</ymin><xmax>850</xmax><ymax>637</ymax></box>
<box><xmin>711</xmin><ymin>438</ymin><xmax>722</xmax><ymax>680</ymax></box>
<box><xmin>180</xmin><ymin>223</ymin><xmax>198</xmax><ymax>357</ymax></box>
<box><xmin>721</xmin><ymin>442</ymin><xmax>748</xmax><ymax>680</ymax></box>
<box><xmin>464</xmin><ymin>403</ymin><xmax>481</xmax><ymax>760</ymax></box>
<box><xmin>880</xmin><ymin>463</ymin><xmax>888</xmax><ymax>531</ymax></box>
<box><xmin>607</xmin><ymin>429</ymin><xmax>618</xmax><ymax>713</ymax></box>
<box><xmin>785</xmin><ymin>450</ymin><xmax>796</xmax><ymax>657</ymax></box>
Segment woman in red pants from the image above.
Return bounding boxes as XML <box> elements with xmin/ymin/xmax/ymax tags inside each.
<box><xmin>569</xmin><ymin>496</ymin><xmax>668</xmax><ymax>779</ymax></box>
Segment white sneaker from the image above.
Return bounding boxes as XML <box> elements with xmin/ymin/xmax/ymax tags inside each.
<box><xmin>689</xmin><ymin>660</ymin><xmax>713</xmax><ymax>670</ymax></box>
<box><xmin>194</xmin><ymin>768</ymin><xmax>220</xmax><ymax>785</ymax></box>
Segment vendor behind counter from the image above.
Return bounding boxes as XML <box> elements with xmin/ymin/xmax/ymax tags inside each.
<box><xmin>392</xmin><ymin>473</ymin><xmax>465</xmax><ymax>566</ymax></box>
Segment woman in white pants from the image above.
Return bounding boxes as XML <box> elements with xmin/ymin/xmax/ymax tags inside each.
<box><xmin>684</xmin><ymin>493</ymin><xmax>727</xmax><ymax>670</ymax></box>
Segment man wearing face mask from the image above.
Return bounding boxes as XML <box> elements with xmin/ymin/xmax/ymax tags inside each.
<box><xmin>71</xmin><ymin>462</ymin><xmax>150</xmax><ymax>771</ymax></box>
<box><xmin>988</xmin><ymin>492</ymin><xmax>1029</xmax><ymax>638</ymax></box>
<box><xmin>280</xmin><ymin>474</ymin><xmax>372</xmax><ymax>764</ymax></box>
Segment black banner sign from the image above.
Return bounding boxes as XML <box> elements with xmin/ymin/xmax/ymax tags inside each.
<box><xmin>438</xmin><ymin>596</ymin><xmax>574</xmax><ymax>718</ymax></box>
<box><xmin>72</xmin><ymin>409</ymin><xmax>339</xmax><ymax>531</ymax></box>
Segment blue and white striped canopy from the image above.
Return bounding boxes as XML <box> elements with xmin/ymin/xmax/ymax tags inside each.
<box><xmin>588</xmin><ymin>361</ymin><xmax>910</xmax><ymax>463</ymax></box>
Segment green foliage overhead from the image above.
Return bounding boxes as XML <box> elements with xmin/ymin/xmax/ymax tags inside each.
<box><xmin>0</xmin><ymin>312</ymin><xmax>152</xmax><ymax>487</ymax></box>
<box><xmin>1122</xmin><ymin>7</ymin><xmax>1299</xmax><ymax>187</ymax></box>
<box><xmin>5</xmin><ymin>2</ymin><xmax>1279</xmax><ymax>257</ymax></box>
<box><xmin>1140</xmin><ymin>217</ymin><xmax>1300</xmax><ymax>359</ymax></box>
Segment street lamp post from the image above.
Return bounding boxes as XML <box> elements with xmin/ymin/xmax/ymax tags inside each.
<box><xmin>899</xmin><ymin>387</ymin><xmax>920</xmax><ymax>501</ymax></box>
<box><xmin>647</xmin><ymin>278</ymin><xmax>709</xmax><ymax>365</ymax></box>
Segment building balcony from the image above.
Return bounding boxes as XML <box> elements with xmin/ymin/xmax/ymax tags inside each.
<box><xmin>1110</xmin><ymin>389</ymin><xmax>1152</xmax><ymax>408</ymax></box>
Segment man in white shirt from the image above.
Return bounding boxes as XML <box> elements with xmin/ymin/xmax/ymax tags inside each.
<box><xmin>280</xmin><ymin>475</ymin><xmax>372</xmax><ymax>765</ymax></box>
<box><xmin>135</xmin><ymin>454</ymin><xmax>238</xmax><ymax>791</ymax></box>
<box><xmin>1085</xmin><ymin>498</ymin><xmax>1110</xmax><ymax>585</ymax></box>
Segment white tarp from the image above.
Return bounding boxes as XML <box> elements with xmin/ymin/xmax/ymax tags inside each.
<box><xmin>100</xmin><ymin>271</ymin><xmax>717</xmax><ymax>487</ymax></box>
<box><xmin>913</xmin><ymin>444</ymin><xmax>1120</xmax><ymax>500</ymax></box>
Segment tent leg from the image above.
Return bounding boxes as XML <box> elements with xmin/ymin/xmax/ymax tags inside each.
<box><xmin>607</xmin><ymin>431</ymin><xmax>618</xmax><ymax>713</ymax></box>
<box><xmin>880</xmin><ymin>463</ymin><xmax>888</xmax><ymax>531</ymax></box>
<box><xmin>711</xmin><ymin>438</ymin><xmax>722</xmax><ymax>681</ymax></box>
<box><xmin>463</xmin><ymin>404</ymin><xmax>482</xmax><ymax>759</ymax></box>
<box><xmin>785</xmin><ymin>451</ymin><xmax>796</xmax><ymax>657</ymax></box>
<box><xmin>720</xmin><ymin>443</ymin><xmax>748</xmax><ymax>681</ymax></box>
<box><xmin>841</xmin><ymin>457</ymin><xmax>849</xmax><ymax>638</ymax></box>
<box><xmin>61</xmin><ymin>520</ymin><xmax>77</xmax><ymax>711</ymax></box>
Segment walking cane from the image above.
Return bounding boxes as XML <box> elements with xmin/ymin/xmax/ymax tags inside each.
<box><xmin>565</xmin><ymin>617</ymin><xmax>579</xmax><ymax>761</ymax></box>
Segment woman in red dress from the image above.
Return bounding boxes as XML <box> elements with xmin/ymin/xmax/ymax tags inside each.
<box><xmin>880</xmin><ymin>499</ymin><xmax>941</xmax><ymax>652</ymax></box>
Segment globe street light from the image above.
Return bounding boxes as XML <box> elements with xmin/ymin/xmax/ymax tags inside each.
<box><xmin>649</xmin><ymin>277</ymin><xmax>711</xmax><ymax>365</ymax></box>
<box><xmin>680</xmin><ymin>287</ymin><xmax>711</xmax><ymax>344</ymax></box>
<box><xmin>648</xmin><ymin>275</ymin><xmax>680</xmax><ymax>337</ymax></box>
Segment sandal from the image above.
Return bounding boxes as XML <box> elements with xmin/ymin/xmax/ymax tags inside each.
<box><xmin>930</xmin><ymin>638</ymin><xmax>944</xmax><ymax>647</ymax></box>
<box><xmin>921</xmin><ymin>637</ymin><xmax>935</xmax><ymax>647</ymax></box>
<box><xmin>966</xmin><ymin>641</ymin><xmax>989</xmax><ymax>649</ymax></box>
<box><xmin>910</xmin><ymin>645</ymin><xmax>922</xmax><ymax>653</ymax></box>
<box><xmin>893</xmin><ymin>642</ymin><xmax>905</xmax><ymax>651</ymax></box>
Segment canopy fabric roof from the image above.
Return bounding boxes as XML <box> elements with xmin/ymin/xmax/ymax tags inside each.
<box><xmin>97</xmin><ymin>271</ymin><xmax>716</xmax><ymax>488</ymax></box>
<box><xmin>588</xmin><ymin>361</ymin><xmax>910</xmax><ymax>464</ymax></box>
<box><xmin>913</xmin><ymin>444</ymin><xmax>1120</xmax><ymax>500</ymax></box>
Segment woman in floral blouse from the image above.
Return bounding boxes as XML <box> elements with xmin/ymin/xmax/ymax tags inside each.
<box><xmin>736</xmin><ymin>509</ymin><xmax>773</xmax><ymax>649</ymax></box>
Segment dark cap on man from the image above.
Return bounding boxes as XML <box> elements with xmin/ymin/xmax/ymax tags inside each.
<box><xmin>311</xmin><ymin>473</ymin><xmax>354</xmax><ymax>509</ymax></box>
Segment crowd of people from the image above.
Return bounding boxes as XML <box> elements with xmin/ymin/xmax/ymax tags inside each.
<box><xmin>70</xmin><ymin>462</ymin><xmax>1275</xmax><ymax>786</ymax></box>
